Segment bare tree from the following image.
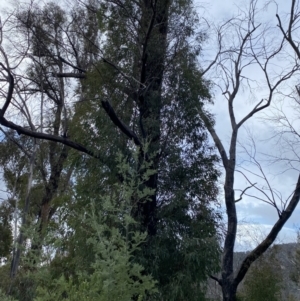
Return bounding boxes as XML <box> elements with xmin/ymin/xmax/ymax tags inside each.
<box><xmin>267</xmin><ymin>0</ymin><xmax>300</xmax><ymax>172</ymax></box>
<box><xmin>200</xmin><ymin>1</ymin><xmax>300</xmax><ymax>300</ymax></box>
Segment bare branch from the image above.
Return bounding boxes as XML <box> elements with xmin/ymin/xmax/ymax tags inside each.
<box><xmin>198</xmin><ymin>109</ymin><xmax>228</xmax><ymax>168</ymax></box>
<box><xmin>0</xmin><ymin>62</ymin><xmax>14</xmax><ymax>115</ymax></box>
<box><xmin>0</xmin><ymin>114</ymin><xmax>100</xmax><ymax>159</ymax></box>
<box><xmin>235</xmin><ymin>183</ymin><xmax>257</xmax><ymax>202</ymax></box>
<box><xmin>58</xmin><ymin>55</ymin><xmax>86</xmax><ymax>73</ymax></box>
<box><xmin>101</xmin><ymin>100</ymin><xmax>141</xmax><ymax>146</ymax></box>
<box><xmin>276</xmin><ymin>0</ymin><xmax>300</xmax><ymax>60</ymax></box>
<box><xmin>234</xmin><ymin>174</ymin><xmax>300</xmax><ymax>286</ymax></box>
<box><xmin>210</xmin><ymin>275</ymin><xmax>222</xmax><ymax>286</ymax></box>
<box><xmin>52</xmin><ymin>72</ymin><xmax>86</xmax><ymax>79</ymax></box>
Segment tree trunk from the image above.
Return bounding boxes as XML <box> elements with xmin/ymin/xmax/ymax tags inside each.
<box><xmin>10</xmin><ymin>144</ymin><xmax>36</xmax><ymax>283</ymax></box>
<box><xmin>134</xmin><ymin>0</ymin><xmax>170</xmax><ymax>235</ymax></box>
<box><xmin>222</xmin><ymin>284</ymin><xmax>237</xmax><ymax>301</ymax></box>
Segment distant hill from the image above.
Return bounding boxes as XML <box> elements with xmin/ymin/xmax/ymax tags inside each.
<box><xmin>206</xmin><ymin>243</ymin><xmax>300</xmax><ymax>300</ymax></box>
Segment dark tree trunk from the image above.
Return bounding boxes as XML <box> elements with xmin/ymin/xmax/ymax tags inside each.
<box><xmin>134</xmin><ymin>0</ymin><xmax>170</xmax><ymax>235</ymax></box>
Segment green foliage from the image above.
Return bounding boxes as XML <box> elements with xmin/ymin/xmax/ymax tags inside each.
<box><xmin>0</xmin><ymin>1</ymin><xmax>221</xmax><ymax>300</ymax></box>
<box><xmin>0</xmin><ymin>264</ymin><xmax>12</xmax><ymax>295</ymax></box>
<box><xmin>289</xmin><ymin>234</ymin><xmax>300</xmax><ymax>300</ymax></box>
<box><xmin>290</xmin><ymin>234</ymin><xmax>300</xmax><ymax>286</ymax></box>
<box><xmin>0</xmin><ymin>289</ymin><xmax>18</xmax><ymax>301</ymax></box>
<box><xmin>69</xmin><ymin>0</ymin><xmax>221</xmax><ymax>299</ymax></box>
<box><xmin>238</xmin><ymin>249</ymin><xmax>282</xmax><ymax>301</ymax></box>
<box><xmin>34</xmin><ymin>224</ymin><xmax>156</xmax><ymax>301</ymax></box>
<box><xmin>0</xmin><ymin>201</ymin><xmax>13</xmax><ymax>258</ymax></box>
<box><xmin>31</xmin><ymin>150</ymin><xmax>157</xmax><ymax>301</ymax></box>
<box><xmin>138</xmin><ymin>202</ymin><xmax>220</xmax><ymax>301</ymax></box>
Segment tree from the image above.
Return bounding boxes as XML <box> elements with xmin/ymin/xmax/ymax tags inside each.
<box><xmin>0</xmin><ymin>0</ymin><xmax>221</xmax><ymax>300</ymax></box>
<box><xmin>64</xmin><ymin>0</ymin><xmax>221</xmax><ymax>299</ymax></box>
<box><xmin>0</xmin><ymin>1</ymin><xmax>102</xmax><ymax>286</ymax></box>
<box><xmin>200</xmin><ymin>1</ymin><xmax>300</xmax><ymax>300</ymax></box>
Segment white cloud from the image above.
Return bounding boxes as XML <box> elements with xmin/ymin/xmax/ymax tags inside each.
<box><xmin>236</xmin><ymin>223</ymin><xmax>297</xmax><ymax>251</ymax></box>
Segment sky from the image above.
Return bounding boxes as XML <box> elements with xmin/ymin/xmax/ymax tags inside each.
<box><xmin>0</xmin><ymin>0</ymin><xmax>299</xmax><ymax>251</ymax></box>
<box><xmin>196</xmin><ymin>0</ymin><xmax>300</xmax><ymax>250</ymax></box>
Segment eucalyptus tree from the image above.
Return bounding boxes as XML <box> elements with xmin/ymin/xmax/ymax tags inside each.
<box><xmin>0</xmin><ymin>2</ymin><xmax>102</xmax><ymax>283</ymax></box>
<box><xmin>0</xmin><ymin>0</ymin><xmax>221</xmax><ymax>299</ymax></box>
<box><xmin>66</xmin><ymin>0</ymin><xmax>221</xmax><ymax>298</ymax></box>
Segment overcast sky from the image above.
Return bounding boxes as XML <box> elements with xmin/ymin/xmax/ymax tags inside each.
<box><xmin>197</xmin><ymin>0</ymin><xmax>300</xmax><ymax>250</ymax></box>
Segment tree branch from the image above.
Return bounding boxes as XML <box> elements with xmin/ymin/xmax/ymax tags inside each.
<box><xmin>0</xmin><ymin>114</ymin><xmax>100</xmax><ymax>159</ymax></box>
<box><xmin>58</xmin><ymin>55</ymin><xmax>86</xmax><ymax>73</ymax></box>
<box><xmin>0</xmin><ymin>62</ymin><xmax>14</xmax><ymax>115</ymax></box>
<box><xmin>234</xmin><ymin>174</ymin><xmax>300</xmax><ymax>287</ymax></box>
<box><xmin>276</xmin><ymin>0</ymin><xmax>300</xmax><ymax>60</ymax></box>
<box><xmin>235</xmin><ymin>183</ymin><xmax>257</xmax><ymax>203</ymax></box>
<box><xmin>198</xmin><ymin>109</ymin><xmax>228</xmax><ymax>168</ymax></box>
<box><xmin>210</xmin><ymin>275</ymin><xmax>222</xmax><ymax>286</ymax></box>
<box><xmin>101</xmin><ymin>100</ymin><xmax>141</xmax><ymax>146</ymax></box>
<box><xmin>52</xmin><ymin>72</ymin><xmax>86</xmax><ymax>79</ymax></box>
